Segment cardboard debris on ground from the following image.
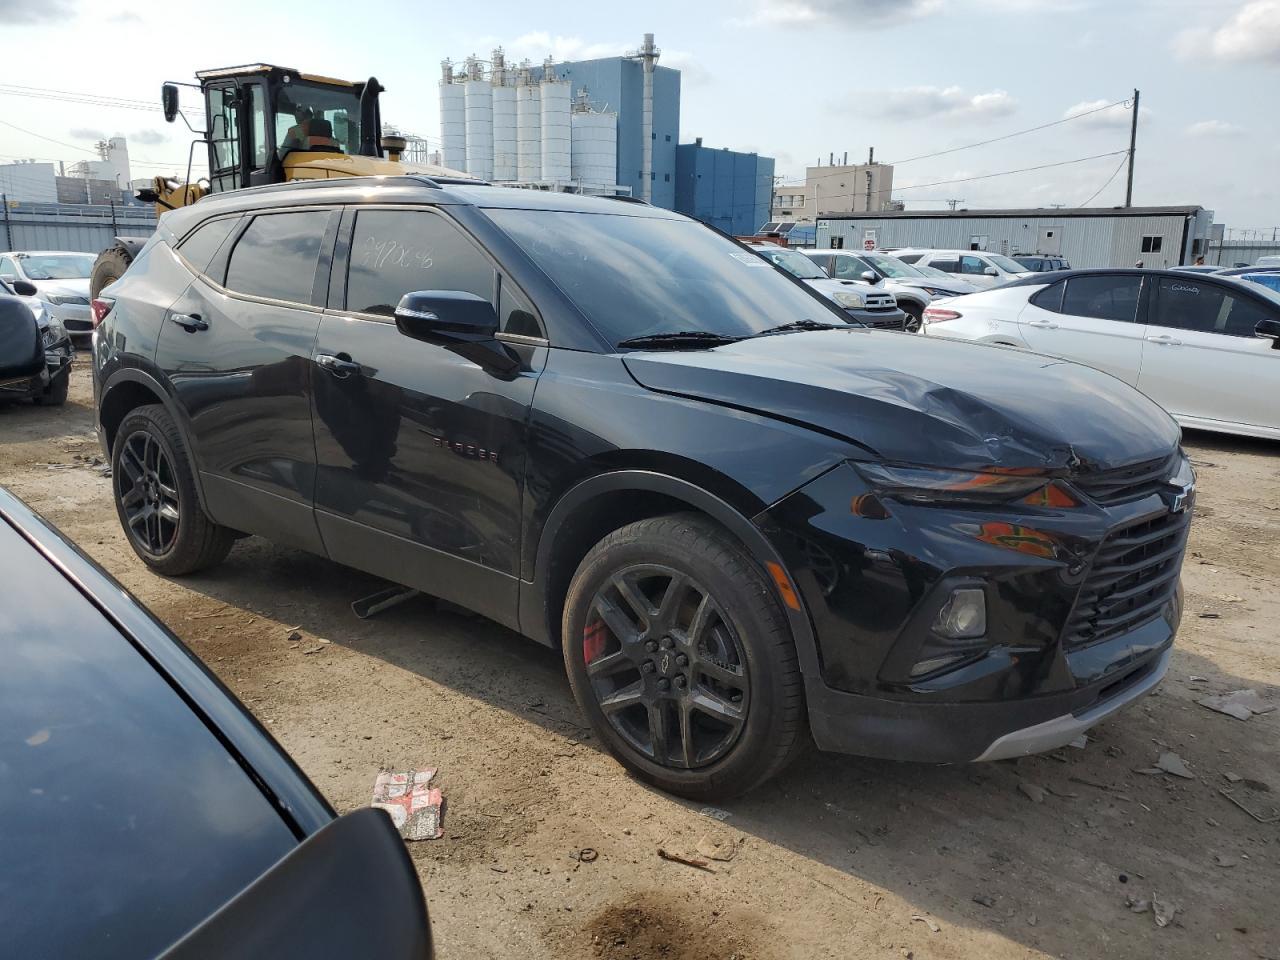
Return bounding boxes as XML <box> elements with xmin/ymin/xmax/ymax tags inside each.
<box><xmin>696</xmin><ymin>834</ymin><xmax>741</xmax><ymax>863</ymax></box>
<box><xmin>372</xmin><ymin>768</ymin><xmax>443</xmax><ymax>840</ymax></box>
<box><xmin>699</xmin><ymin>806</ymin><xmax>733</xmax><ymax>822</ymax></box>
<box><xmin>1018</xmin><ymin>782</ymin><xmax>1047</xmax><ymax>803</ymax></box>
<box><xmin>1151</xmin><ymin>895</ymin><xmax>1179</xmax><ymax>929</ymax></box>
<box><xmin>1155</xmin><ymin>751</ymin><xmax>1196</xmax><ymax>779</ymax></box>
<box><xmin>1197</xmin><ymin>689</ymin><xmax>1275</xmax><ymax>722</ymax></box>
<box><xmin>911</xmin><ymin>915</ymin><xmax>941</xmax><ymax>933</ymax></box>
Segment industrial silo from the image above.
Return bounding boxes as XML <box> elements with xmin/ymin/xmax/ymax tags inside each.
<box><xmin>570</xmin><ymin>90</ymin><xmax>617</xmax><ymax>188</ymax></box>
<box><xmin>462</xmin><ymin>57</ymin><xmax>493</xmax><ymax>180</ymax></box>
<box><xmin>491</xmin><ymin>49</ymin><xmax>517</xmax><ymax>181</ymax></box>
<box><xmin>515</xmin><ymin>65</ymin><xmax>542</xmax><ymax>181</ymax></box>
<box><xmin>439</xmin><ymin>61</ymin><xmax>466</xmax><ymax>171</ymax></box>
<box><xmin>539</xmin><ymin>62</ymin><xmax>572</xmax><ymax>183</ymax></box>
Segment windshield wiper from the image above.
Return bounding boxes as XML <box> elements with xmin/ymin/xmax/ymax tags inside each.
<box><xmin>617</xmin><ymin>331</ymin><xmax>744</xmax><ymax>350</ymax></box>
<box><xmin>753</xmin><ymin>319</ymin><xmax>847</xmax><ymax>337</ymax></box>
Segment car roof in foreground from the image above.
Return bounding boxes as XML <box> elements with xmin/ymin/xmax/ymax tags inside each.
<box><xmin>0</xmin><ymin>487</ymin><xmax>332</xmax><ymax>959</ymax></box>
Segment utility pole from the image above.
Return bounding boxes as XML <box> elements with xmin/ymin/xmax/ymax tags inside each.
<box><xmin>865</xmin><ymin>170</ymin><xmax>873</xmax><ymax>212</ymax></box>
<box><xmin>1125</xmin><ymin>88</ymin><xmax>1139</xmax><ymax>208</ymax></box>
<box><xmin>946</xmin><ymin>198</ymin><xmax>965</xmax><ymax>211</ymax></box>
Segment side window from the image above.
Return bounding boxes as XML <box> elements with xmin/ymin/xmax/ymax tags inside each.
<box><xmin>960</xmin><ymin>255</ymin><xmax>987</xmax><ymax>275</ymax></box>
<box><xmin>209</xmin><ymin>85</ymin><xmax>241</xmax><ymax>176</ymax></box>
<box><xmin>896</xmin><ymin>254</ymin><xmax>922</xmax><ymax>264</ymax></box>
<box><xmin>177</xmin><ymin>217</ymin><xmax>239</xmax><ymax>276</ymax></box>
<box><xmin>346</xmin><ymin>210</ymin><xmax>495</xmax><ymax>317</ymax></box>
<box><xmin>499</xmin><ymin>275</ymin><xmax>544</xmax><ymax>338</ymax></box>
<box><xmin>830</xmin><ymin>257</ymin><xmax>862</xmax><ymax>280</ymax></box>
<box><xmin>225</xmin><ymin>211</ymin><xmax>330</xmax><ymax>304</ymax></box>
<box><xmin>1030</xmin><ymin>279</ymin><xmax>1066</xmax><ymax>313</ymax></box>
<box><xmin>1061</xmin><ymin>275</ymin><xmax>1142</xmax><ymax>323</ymax></box>
<box><xmin>932</xmin><ymin>258</ymin><xmax>959</xmax><ymax>273</ymax></box>
<box><xmin>1154</xmin><ymin>279</ymin><xmax>1271</xmax><ymax>338</ymax></box>
<box><xmin>0</xmin><ymin>256</ymin><xmax>16</xmax><ymax>281</ymax></box>
<box><xmin>248</xmin><ymin>84</ymin><xmax>268</xmax><ymax>170</ymax></box>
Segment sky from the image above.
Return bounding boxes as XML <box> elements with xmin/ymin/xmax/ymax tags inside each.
<box><xmin>1</xmin><ymin>0</ymin><xmax>1277</xmax><ymax>228</ymax></box>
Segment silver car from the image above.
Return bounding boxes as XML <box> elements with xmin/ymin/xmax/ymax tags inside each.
<box><xmin>803</xmin><ymin>249</ymin><xmax>979</xmax><ymax>332</ymax></box>
<box><xmin>0</xmin><ymin>251</ymin><xmax>96</xmax><ymax>344</ymax></box>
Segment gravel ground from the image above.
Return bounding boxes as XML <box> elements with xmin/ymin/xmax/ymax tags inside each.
<box><xmin>2</xmin><ymin>365</ymin><xmax>1277</xmax><ymax>960</ymax></box>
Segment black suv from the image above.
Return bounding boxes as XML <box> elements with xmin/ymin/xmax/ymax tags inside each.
<box><xmin>93</xmin><ymin>177</ymin><xmax>1191</xmax><ymax>799</ymax></box>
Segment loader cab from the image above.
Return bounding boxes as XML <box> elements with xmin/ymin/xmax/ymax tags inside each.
<box><xmin>192</xmin><ymin>65</ymin><xmax>382</xmax><ymax>194</ymax></box>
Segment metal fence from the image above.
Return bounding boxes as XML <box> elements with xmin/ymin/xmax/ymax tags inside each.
<box><xmin>1207</xmin><ymin>239</ymin><xmax>1280</xmax><ymax>267</ymax></box>
<box><xmin>1</xmin><ymin>197</ymin><xmax>158</xmax><ymax>254</ymax></box>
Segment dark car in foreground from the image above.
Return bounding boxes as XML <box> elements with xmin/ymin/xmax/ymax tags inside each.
<box><xmin>1</xmin><ymin>277</ymin><xmax>72</xmax><ymax>405</ymax></box>
<box><xmin>0</xmin><ymin>487</ymin><xmax>431</xmax><ymax>958</ymax></box>
<box><xmin>93</xmin><ymin>176</ymin><xmax>1190</xmax><ymax>799</ymax></box>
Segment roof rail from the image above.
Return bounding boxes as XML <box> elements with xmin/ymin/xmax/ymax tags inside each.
<box><xmin>606</xmin><ymin>195</ymin><xmax>650</xmax><ymax>205</ymax></box>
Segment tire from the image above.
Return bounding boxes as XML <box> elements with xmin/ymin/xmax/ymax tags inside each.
<box><xmin>902</xmin><ymin>302</ymin><xmax>924</xmax><ymax>333</ymax></box>
<box><xmin>90</xmin><ymin>245</ymin><xmax>133</xmax><ymax>299</ymax></box>
<box><xmin>35</xmin><ymin>371</ymin><xmax>69</xmax><ymax>406</ymax></box>
<box><xmin>562</xmin><ymin>513</ymin><xmax>806</xmax><ymax>800</ymax></box>
<box><xmin>111</xmin><ymin>404</ymin><xmax>234</xmax><ymax>575</ymax></box>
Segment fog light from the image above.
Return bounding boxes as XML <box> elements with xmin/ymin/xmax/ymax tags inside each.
<box><xmin>934</xmin><ymin>588</ymin><xmax>986</xmax><ymax>639</ymax></box>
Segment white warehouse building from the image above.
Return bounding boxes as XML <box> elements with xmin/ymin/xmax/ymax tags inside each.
<box><xmin>817</xmin><ymin>206</ymin><xmax>1216</xmax><ymax>269</ymax></box>
<box><xmin>439</xmin><ymin>50</ymin><xmax>621</xmax><ymax>194</ymax></box>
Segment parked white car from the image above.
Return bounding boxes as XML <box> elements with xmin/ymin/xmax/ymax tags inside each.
<box><xmin>800</xmin><ymin>249</ymin><xmax>979</xmax><ymax>331</ymax></box>
<box><xmin>894</xmin><ymin>249</ymin><xmax>1035</xmax><ymax>289</ymax></box>
<box><xmin>1256</xmin><ymin>255</ymin><xmax>1280</xmax><ymax>268</ymax></box>
<box><xmin>921</xmin><ymin>268</ymin><xmax>1280</xmax><ymax>440</ymax></box>
<box><xmin>747</xmin><ymin>244</ymin><xmax>907</xmax><ymax>330</ymax></box>
<box><xmin>0</xmin><ymin>251</ymin><xmax>96</xmax><ymax>343</ymax></box>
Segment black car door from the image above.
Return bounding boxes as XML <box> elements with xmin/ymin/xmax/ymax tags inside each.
<box><xmin>310</xmin><ymin>205</ymin><xmax>547</xmax><ymax>628</ymax></box>
<box><xmin>156</xmin><ymin>207</ymin><xmax>339</xmax><ymax>553</ymax></box>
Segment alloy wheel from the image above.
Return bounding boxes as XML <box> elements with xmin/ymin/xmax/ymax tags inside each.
<box><xmin>582</xmin><ymin>564</ymin><xmax>750</xmax><ymax>769</ymax></box>
<box><xmin>117</xmin><ymin>430</ymin><xmax>180</xmax><ymax>556</ymax></box>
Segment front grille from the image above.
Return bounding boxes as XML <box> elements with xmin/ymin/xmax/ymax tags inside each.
<box><xmin>1064</xmin><ymin>508</ymin><xmax>1189</xmax><ymax>649</ymax></box>
<box><xmin>865</xmin><ymin>294</ymin><xmax>897</xmax><ymax>311</ymax></box>
<box><xmin>1072</xmin><ymin>453</ymin><xmax>1177</xmax><ymax>506</ymax></box>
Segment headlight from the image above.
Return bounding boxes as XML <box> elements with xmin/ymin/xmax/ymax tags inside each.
<box><xmin>832</xmin><ymin>291</ymin><xmax>866</xmax><ymax>309</ymax></box>
<box><xmin>25</xmin><ymin>300</ymin><xmax>46</xmax><ymax>322</ymax></box>
<box><xmin>921</xmin><ymin>287</ymin><xmax>957</xmax><ymax>298</ymax></box>
<box><xmin>47</xmin><ymin>294</ymin><xmax>89</xmax><ymax>306</ymax></box>
<box><xmin>855</xmin><ymin>462</ymin><xmax>1079</xmax><ymax>507</ymax></box>
<box><xmin>45</xmin><ymin>318</ymin><xmax>67</xmax><ymax>342</ymax></box>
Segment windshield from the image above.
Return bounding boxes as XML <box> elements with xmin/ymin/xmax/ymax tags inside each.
<box><xmin>487</xmin><ymin>210</ymin><xmax>841</xmax><ymax>346</ymax></box>
<box><xmin>753</xmin><ymin>246</ymin><xmax>828</xmax><ymax>280</ymax></box>
<box><xmin>859</xmin><ymin>253</ymin><xmax>925</xmax><ymax>279</ymax></box>
<box><xmin>988</xmin><ymin>254</ymin><xmax>1029</xmax><ymax>274</ymax></box>
<box><xmin>274</xmin><ymin>80</ymin><xmax>362</xmax><ymax>157</ymax></box>
<box><xmin>913</xmin><ymin>264</ymin><xmax>953</xmax><ymax>280</ymax></box>
<box><xmin>16</xmin><ymin>254</ymin><xmax>94</xmax><ymax>280</ymax></box>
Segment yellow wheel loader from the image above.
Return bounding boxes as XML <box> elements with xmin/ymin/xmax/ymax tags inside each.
<box><xmin>90</xmin><ymin>64</ymin><xmax>467</xmax><ymax>297</ymax></box>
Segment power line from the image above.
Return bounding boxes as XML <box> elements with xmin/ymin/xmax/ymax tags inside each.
<box><xmin>886</xmin><ymin>97</ymin><xmax>1130</xmax><ymax>167</ymax></box>
<box><xmin>1080</xmin><ymin>153</ymin><xmax>1129</xmax><ymax>207</ymax></box>
<box><xmin>0</xmin><ymin>82</ymin><xmax>203</xmax><ymax>114</ymax></box>
<box><xmin>0</xmin><ymin>117</ymin><xmax>99</xmax><ymax>155</ymax></box>
<box><xmin>889</xmin><ymin>151</ymin><xmax>1129</xmax><ymax>196</ymax></box>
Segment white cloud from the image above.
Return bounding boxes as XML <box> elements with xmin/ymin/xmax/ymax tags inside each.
<box><xmin>854</xmin><ymin>86</ymin><xmax>1018</xmax><ymax>122</ymax></box>
<box><xmin>1062</xmin><ymin>98</ymin><xmax>1150</xmax><ymax>129</ymax></box>
<box><xmin>742</xmin><ymin>0</ymin><xmax>942</xmax><ymax>28</ymax></box>
<box><xmin>1175</xmin><ymin>1</ymin><xmax>1280</xmax><ymax>64</ymax></box>
<box><xmin>0</xmin><ymin>0</ymin><xmax>74</xmax><ymax>24</ymax></box>
<box><xmin>1185</xmin><ymin>119</ymin><xmax>1246</xmax><ymax>138</ymax></box>
<box><xmin>68</xmin><ymin>127</ymin><xmax>107</xmax><ymax>141</ymax></box>
<box><xmin>487</xmin><ymin>31</ymin><xmax>631</xmax><ymax>64</ymax></box>
<box><xmin>129</xmin><ymin>129</ymin><xmax>168</xmax><ymax>146</ymax></box>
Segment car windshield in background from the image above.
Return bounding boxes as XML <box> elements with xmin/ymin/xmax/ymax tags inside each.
<box><xmin>756</xmin><ymin>246</ymin><xmax>828</xmax><ymax>280</ymax></box>
<box><xmin>17</xmin><ymin>254</ymin><xmax>95</xmax><ymax>280</ymax></box>
<box><xmin>861</xmin><ymin>253</ymin><xmax>925</xmax><ymax>279</ymax></box>
<box><xmin>487</xmin><ymin>210</ymin><xmax>836</xmax><ymax>346</ymax></box>
<box><xmin>988</xmin><ymin>254</ymin><xmax>1030</xmax><ymax>273</ymax></box>
<box><xmin>913</xmin><ymin>264</ymin><xmax>954</xmax><ymax>280</ymax></box>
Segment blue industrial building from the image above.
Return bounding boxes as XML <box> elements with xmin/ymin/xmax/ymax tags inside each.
<box><xmin>529</xmin><ymin>55</ymin><xmax>681</xmax><ymax>209</ymax></box>
<box><xmin>674</xmin><ymin>141</ymin><xmax>775</xmax><ymax>237</ymax></box>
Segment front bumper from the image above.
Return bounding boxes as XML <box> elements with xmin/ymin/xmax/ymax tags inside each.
<box><xmin>845</xmin><ymin>307</ymin><xmax>908</xmax><ymax>331</ymax></box>
<box><xmin>757</xmin><ymin>460</ymin><xmax>1188</xmax><ymax>763</ymax></box>
<box><xmin>47</xmin><ymin>302</ymin><xmax>94</xmax><ymax>338</ymax></box>
<box><xmin>0</xmin><ymin>336</ymin><xmax>72</xmax><ymax>399</ymax></box>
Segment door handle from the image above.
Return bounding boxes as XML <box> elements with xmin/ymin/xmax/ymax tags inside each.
<box><xmin>169</xmin><ymin>312</ymin><xmax>208</xmax><ymax>332</ymax></box>
<box><xmin>1146</xmin><ymin>334</ymin><xmax>1182</xmax><ymax>346</ymax></box>
<box><xmin>315</xmin><ymin>353</ymin><xmax>362</xmax><ymax>379</ymax></box>
<box><xmin>1027</xmin><ymin>319</ymin><xmax>1058</xmax><ymax>329</ymax></box>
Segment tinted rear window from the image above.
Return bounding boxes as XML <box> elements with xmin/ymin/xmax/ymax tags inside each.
<box><xmin>226</xmin><ymin>211</ymin><xmax>330</xmax><ymax>304</ymax></box>
<box><xmin>1061</xmin><ymin>275</ymin><xmax>1142</xmax><ymax>323</ymax></box>
<box><xmin>178</xmin><ymin>217</ymin><xmax>239</xmax><ymax>276</ymax></box>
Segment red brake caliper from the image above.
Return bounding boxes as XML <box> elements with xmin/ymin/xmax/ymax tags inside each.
<box><xmin>583</xmin><ymin>619</ymin><xmax>608</xmax><ymax>665</ymax></box>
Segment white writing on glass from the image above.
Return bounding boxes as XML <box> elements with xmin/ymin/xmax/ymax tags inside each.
<box><xmin>360</xmin><ymin>235</ymin><xmax>434</xmax><ymax>271</ymax></box>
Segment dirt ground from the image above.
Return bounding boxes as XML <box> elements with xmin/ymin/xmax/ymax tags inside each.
<box><xmin>3</xmin><ymin>365</ymin><xmax>1277</xmax><ymax>960</ymax></box>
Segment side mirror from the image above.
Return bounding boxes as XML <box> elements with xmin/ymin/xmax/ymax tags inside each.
<box><xmin>394</xmin><ymin>291</ymin><xmax>517</xmax><ymax>376</ymax></box>
<box><xmin>12</xmin><ymin>280</ymin><xmax>38</xmax><ymax>297</ymax></box>
<box><xmin>983</xmin><ymin>266</ymin><xmax>999</xmax><ymax>277</ymax></box>
<box><xmin>860</xmin><ymin>270</ymin><xmax>879</xmax><ymax>284</ymax></box>
<box><xmin>162</xmin><ymin>83</ymin><xmax>180</xmax><ymax>123</ymax></box>
<box><xmin>1256</xmin><ymin>317</ymin><xmax>1280</xmax><ymax>348</ymax></box>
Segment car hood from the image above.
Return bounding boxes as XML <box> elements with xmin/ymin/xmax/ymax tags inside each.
<box><xmin>801</xmin><ymin>277</ymin><xmax>875</xmax><ymax>294</ymax></box>
<box><xmin>622</xmin><ymin>329</ymin><xmax>1179</xmax><ymax>472</ymax></box>
<box><xmin>31</xmin><ymin>279</ymin><xmax>90</xmax><ymax>298</ymax></box>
